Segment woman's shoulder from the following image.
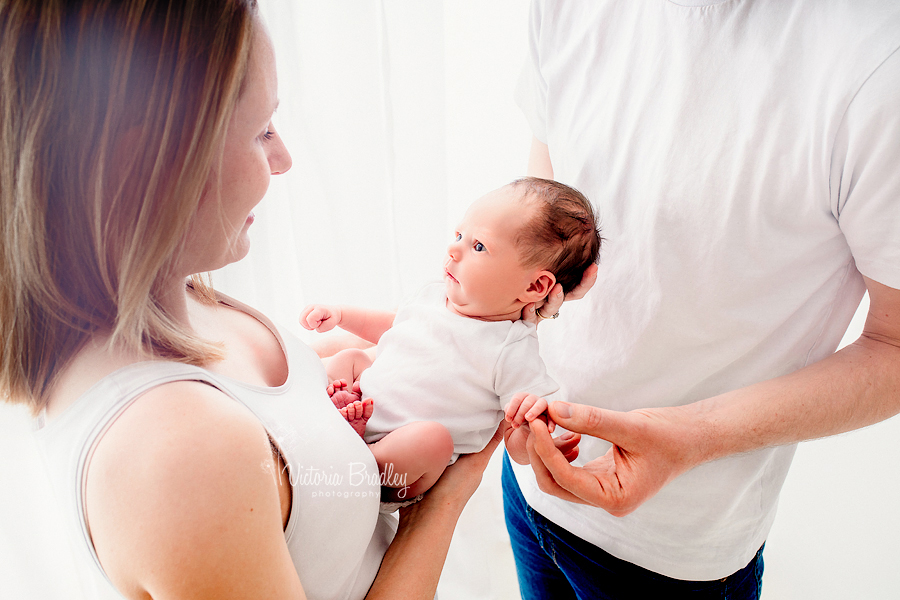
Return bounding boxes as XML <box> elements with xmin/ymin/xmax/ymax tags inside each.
<box><xmin>84</xmin><ymin>379</ymin><xmax>300</xmax><ymax>597</ymax></box>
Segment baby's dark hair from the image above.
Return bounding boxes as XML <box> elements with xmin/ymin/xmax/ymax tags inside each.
<box><xmin>512</xmin><ymin>177</ymin><xmax>602</xmax><ymax>295</ymax></box>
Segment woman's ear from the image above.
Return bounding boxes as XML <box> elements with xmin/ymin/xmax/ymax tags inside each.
<box><xmin>521</xmin><ymin>271</ymin><xmax>556</xmax><ymax>302</ymax></box>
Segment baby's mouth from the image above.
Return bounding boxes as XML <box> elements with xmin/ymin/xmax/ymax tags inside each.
<box><xmin>444</xmin><ymin>269</ymin><xmax>458</xmax><ymax>284</ymax></box>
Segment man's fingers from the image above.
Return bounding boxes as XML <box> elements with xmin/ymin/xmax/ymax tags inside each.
<box><xmin>553</xmin><ymin>431</ymin><xmax>581</xmax><ymax>462</ymax></box>
<box><xmin>548</xmin><ymin>402</ymin><xmax>631</xmax><ymax>445</ymax></box>
<box><xmin>528</xmin><ymin>419</ymin><xmax>602</xmax><ymax>506</ymax></box>
<box><xmin>561</xmin><ymin>444</ymin><xmax>579</xmax><ymax>462</ymax></box>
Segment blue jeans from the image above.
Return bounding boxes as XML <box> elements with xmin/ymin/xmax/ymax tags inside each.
<box><xmin>502</xmin><ymin>453</ymin><xmax>764</xmax><ymax>600</ymax></box>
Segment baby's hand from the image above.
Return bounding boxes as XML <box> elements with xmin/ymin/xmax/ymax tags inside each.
<box><xmin>300</xmin><ymin>304</ymin><xmax>342</xmax><ymax>333</ymax></box>
<box><xmin>505</xmin><ymin>392</ymin><xmax>555</xmax><ymax>433</ymax></box>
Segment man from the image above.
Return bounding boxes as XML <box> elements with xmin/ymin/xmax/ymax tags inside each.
<box><xmin>505</xmin><ymin>1</ymin><xmax>900</xmax><ymax>597</ymax></box>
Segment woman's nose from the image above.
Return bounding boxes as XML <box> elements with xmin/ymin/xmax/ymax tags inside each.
<box><xmin>270</xmin><ymin>136</ymin><xmax>292</xmax><ymax>175</ymax></box>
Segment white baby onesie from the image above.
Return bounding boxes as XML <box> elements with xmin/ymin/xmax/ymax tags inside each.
<box><xmin>361</xmin><ymin>283</ymin><xmax>559</xmax><ymax>460</ymax></box>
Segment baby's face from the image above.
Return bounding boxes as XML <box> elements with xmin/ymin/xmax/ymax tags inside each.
<box><xmin>444</xmin><ymin>186</ymin><xmax>540</xmax><ymax>320</ymax></box>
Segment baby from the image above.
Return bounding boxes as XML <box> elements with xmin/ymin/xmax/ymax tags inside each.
<box><xmin>300</xmin><ymin>177</ymin><xmax>601</xmax><ymax>502</ymax></box>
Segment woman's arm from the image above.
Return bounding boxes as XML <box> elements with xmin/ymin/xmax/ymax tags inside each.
<box><xmin>90</xmin><ymin>379</ymin><xmax>511</xmax><ymax>599</ymax></box>
<box><xmin>85</xmin><ymin>382</ymin><xmax>305</xmax><ymax>599</ymax></box>
<box><xmin>365</xmin><ymin>423</ymin><xmax>508</xmax><ymax>600</ymax></box>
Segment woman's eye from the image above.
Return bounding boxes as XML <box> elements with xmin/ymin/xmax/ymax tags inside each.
<box><xmin>262</xmin><ymin>128</ymin><xmax>275</xmax><ymax>141</ymax></box>
<box><xmin>474</xmin><ymin>242</ymin><xmax>485</xmax><ymax>252</ymax></box>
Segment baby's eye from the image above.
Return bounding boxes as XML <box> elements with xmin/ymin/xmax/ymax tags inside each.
<box><xmin>454</xmin><ymin>233</ymin><xmax>462</xmax><ymax>242</ymax></box>
<box><xmin>474</xmin><ymin>241</ymin><xmax>485</xmax><ymax>252</ymax></box>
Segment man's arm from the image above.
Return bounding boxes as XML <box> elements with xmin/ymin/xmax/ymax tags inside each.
<box><xmin>696</xmin><ymin>275</ymin><xmax>900</xmax><ymax>450</ymax></box>
<box><xmin>526</xmin><ymin>275</ymin><xmax>900</xmax><ymax>516</ymax></box>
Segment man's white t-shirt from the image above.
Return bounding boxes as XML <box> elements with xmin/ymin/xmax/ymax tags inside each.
<box><xmin>361</xmin><ymin>283</ymin><xmax>559</xmax><ymax>461</ymax></box>
<box><xmin>513</xmin><ymin>0</ymin><xmax>900</xmax><ymax>581</ymax></box>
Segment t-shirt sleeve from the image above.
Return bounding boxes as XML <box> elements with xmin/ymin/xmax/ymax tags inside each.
<box><xmin>515</xmin><ymin>0</ymin><xmax>549</xmax><ymax>144</ymax></box>
<box><xmin>831</xmin><ymin>46</ymin><xmax>900</xmax><ymax>289</ymax></box>
<box><xmin>493</xmin><ymin>327</ymin><xmax>559</xmax><ymax>405</ymax></box>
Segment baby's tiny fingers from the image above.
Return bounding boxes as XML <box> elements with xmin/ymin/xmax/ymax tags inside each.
<box><xmin>524</xmin><ymin>398</ymin><xmax>549</xmax><ymax>421</ymax></box>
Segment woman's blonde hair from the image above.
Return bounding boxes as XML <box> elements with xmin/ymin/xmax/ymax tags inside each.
<box><xmin>1</xmin><ymin>0</ymin><xmax>258</xmax><ymax>413</ymax></box>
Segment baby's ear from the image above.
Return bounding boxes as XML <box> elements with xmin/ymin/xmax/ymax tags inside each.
<box><xmin>523</xmin><ymin>271</ymin><xmax>556</xmax><ymax>301</ymax></box>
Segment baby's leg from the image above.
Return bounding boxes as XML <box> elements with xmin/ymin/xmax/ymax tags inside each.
<box><xmin>323</xmin><ymin>348</ymin><xmax>375</xmax><ymax>437</ymax></box>
<box><xmin>324</xmin><ymin>347</ymin><xmax>371</xmax><ymax>410</ymax></box>
<box><xmin>323</xmin><ymin>348</ymin><xmax>373</xmax><ymax>387</ymax></box>
<box><xmin>370</xmin><ymin>422</ymin><xmax>455</xmax><ymax>502</ymax></box>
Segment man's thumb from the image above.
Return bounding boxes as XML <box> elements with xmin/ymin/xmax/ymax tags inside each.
<box><xmin>549</xmin><ymin>401</ymin><xmax>627</xmax><ymax>442</ymax></box>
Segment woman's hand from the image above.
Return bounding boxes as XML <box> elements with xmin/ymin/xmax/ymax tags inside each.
<box><xmin>368</xmin><ymin>422</ymin><xmax>511</xmax><ymax>599</ymax></box>
<box><xmin>523</xmin><ymin>264</ymin><xmax>598</xmax><ymax>326</ymax></box>
<box><xmin>525</xmin><ymin>401</ymin><xmax>703</xmax><ymax>517</ymax></box>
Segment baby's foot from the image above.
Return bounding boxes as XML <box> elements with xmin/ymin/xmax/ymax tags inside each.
<box><xmin>329</xmin><ymin>380</ymin><xmax>361</xmax><ymax>411</ymax></box>
<box><xmin>339</xmin><ymin>398</ymin><xmax>374</xmax><ymax>438</ymax></box>
<box><xmin>327</xmin><ymin>378</ymin><xmax>350</xmax><ymax>399</ymax></box>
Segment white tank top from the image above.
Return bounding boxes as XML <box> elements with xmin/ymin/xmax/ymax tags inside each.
<box><xmin>33</xmin><ymin>297</ymin><xmax>394</xmax><ymax>600</ymax></box>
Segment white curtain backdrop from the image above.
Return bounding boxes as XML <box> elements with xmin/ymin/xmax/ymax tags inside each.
<box><xmin>2</xmin><ymin>2</ymin><xmax>899</xmax><ymax>598</ymax></box>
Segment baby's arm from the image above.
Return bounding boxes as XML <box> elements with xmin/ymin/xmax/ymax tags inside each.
<box><xmin>299</xmin><ymin>304</ymin><xmax>395</xmax><ymax>345</ymax></box>
<box><xmin>504</xmin><ymin>392</ymin><xmax>554</xmax><ymax>464</ymax></box>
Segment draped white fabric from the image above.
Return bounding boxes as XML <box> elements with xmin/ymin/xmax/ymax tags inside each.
<box><xmin>2</xmin><ymin>2</ymin><xmax>899</xmax><ymax>599</ymax></box>
<box><xmin>216</xmin><ymin>1</ymin><xmax>533</xmax><ymax>336</ymax></box>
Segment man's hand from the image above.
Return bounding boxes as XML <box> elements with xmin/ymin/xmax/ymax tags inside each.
<box><xmin>525</xmin><ymin>401</ymin><xmax>702</xmax><ymax>517</ymax></box>
<box><xmin>504</xmin><ymin>393</ymin><xmax>581</xmax><ymax>465</ymax></box>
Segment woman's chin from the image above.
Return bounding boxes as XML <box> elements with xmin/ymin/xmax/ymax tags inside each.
<box><xmin>228</xmin><ymin>241</ymin><xmax>252</xmax><ymax>265</ymax></box>
<box><xmin>209</xmin><ymin>237</ymin><xmax>252</xmax><ymax>272</ymax></box>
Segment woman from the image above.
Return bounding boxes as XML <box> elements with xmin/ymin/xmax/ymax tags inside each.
<box><xmin>0</xmin><ymin>1</ymin><xmax>502</xmax><ymax>598</ymax></box>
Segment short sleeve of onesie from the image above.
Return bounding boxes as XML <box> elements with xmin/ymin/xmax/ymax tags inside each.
<box><xmin>493</xmin><ymin>322</ymin><xmax>559</xmax><ymax>405</ymax></box>
<box><xmin>832</xmin><ymin>47</ymin><xmax>900</xmax><ymax>289</ymax></box>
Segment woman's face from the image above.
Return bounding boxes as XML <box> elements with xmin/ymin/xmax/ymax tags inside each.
<box><xmin>181</xmin><ymin>18</ymin><xmax>292</xmax><ymax>275</ymax></box>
